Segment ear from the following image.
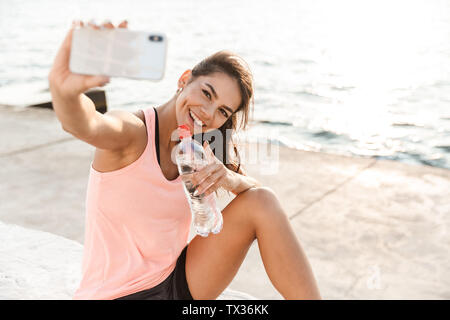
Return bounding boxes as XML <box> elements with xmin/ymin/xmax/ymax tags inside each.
<box><xmin>178</xmin><ymin>69</ymin><xmax>192</xmax><ymax>89</ymax></box>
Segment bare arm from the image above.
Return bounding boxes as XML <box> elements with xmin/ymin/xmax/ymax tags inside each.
<box><xmin>48</xmin><ymin>20</ymin><xmax>112</xmax><ymax>132</ymax></box>
<box><xmin>48</xmin><ymin>20</ymin><xmax>144</xmax><ymax>151</ymax></box>
<box><xmin>51</xmin><ymin>92</ymin><xmax>99</xmax><ymax>140</ymax></box>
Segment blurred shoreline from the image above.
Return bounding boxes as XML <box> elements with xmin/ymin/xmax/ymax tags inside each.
<box><xmin>2</xmin><ymin>0</ymin><xmax>450</xmax><ymax>171</ymax></box>
<box><xmin>1</xmin><ymin>98</ymin><xmax>449</xmax><ymax>173</ymax></box>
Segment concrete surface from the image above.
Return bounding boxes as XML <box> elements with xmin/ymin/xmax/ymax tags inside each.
<box><xmin>1</xmin><ymin>104</ymin><xmax>449</xmax><ymax>299</ymax></box>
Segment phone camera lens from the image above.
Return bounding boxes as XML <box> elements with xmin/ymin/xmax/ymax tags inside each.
<box><xmin>149</xmin><ymin>35</ymin><xmax>163</xmax><ymax>42</ymax></box>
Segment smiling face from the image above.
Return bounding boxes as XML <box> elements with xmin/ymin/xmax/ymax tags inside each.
<box><xmin>175</xmin><ymin>70</ymin><xmax>242</xmax><ymax>134</ymax></box>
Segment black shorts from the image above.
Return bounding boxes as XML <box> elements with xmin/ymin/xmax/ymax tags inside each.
<box><xmin>116</xmin><ymin>245</ymin><xmax>193</xmax><ymax>300</ymax></box>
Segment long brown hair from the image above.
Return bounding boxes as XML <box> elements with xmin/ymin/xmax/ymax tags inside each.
<box><xmin>188</xmin><ymin>50</ymin><xmax>254</xmax><ymax>176</ymax></box>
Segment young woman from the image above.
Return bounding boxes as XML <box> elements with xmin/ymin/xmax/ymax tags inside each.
<box><xmin>48</xmin><ymin>19</ymin><xmax>321</xmax><ymax>300</ymax></box>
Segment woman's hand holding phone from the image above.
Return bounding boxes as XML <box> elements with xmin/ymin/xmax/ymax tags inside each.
<box><xmin>48</xmin><ymin>19</ymin><xmax>128</xmax><ymax>135</ymax></box>
<box><xmin>48</xmin><ymin>19</ymin><xmax>128</xmax><ymax>100</ymax></box>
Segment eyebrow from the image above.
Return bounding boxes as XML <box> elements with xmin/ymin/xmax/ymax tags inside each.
<box><xmin>205</xmin><ymin>82</ymin><xmax>235</xmax><ymax>114</ymax></box>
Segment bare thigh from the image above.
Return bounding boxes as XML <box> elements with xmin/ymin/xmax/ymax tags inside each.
<box><xmin>185</xmin><ymin>188</ymin><xmax>271</xmax><ymax>300</ymax></box>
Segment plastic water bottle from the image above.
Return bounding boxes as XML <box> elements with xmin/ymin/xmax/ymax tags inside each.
<box><xmin>175</xmin><ymin>124</ymin><xmax>223</xmax><ymax>237</ymax></box>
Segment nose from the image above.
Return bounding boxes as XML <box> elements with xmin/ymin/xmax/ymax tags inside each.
<box><xmin>197</xmin><ymin>106</ymin><xmax>214</xmax><ymax>123</ymax></box>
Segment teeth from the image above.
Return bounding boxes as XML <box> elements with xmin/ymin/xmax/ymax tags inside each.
<box><xmin>190</xmin><ymin>110</ymin><xmax>204</xmax><ymax>126</ymax></box>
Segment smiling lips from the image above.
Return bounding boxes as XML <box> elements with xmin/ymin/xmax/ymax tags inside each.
<box><xmin>189</xmin><ymin>109</ymin><xmax>205</xmax><ymax>127</ymax></box>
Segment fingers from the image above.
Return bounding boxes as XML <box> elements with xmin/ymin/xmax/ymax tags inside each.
<box><xmin>87</xmin><ymin>19</ymin><xmax>100</xmax><ymax>30</ymax></box>
<box><xmin>72</xmin><ymin>20</ymin><xmax>84</xmax><ymax>28</ymax></box>
<box><xmin>192</xmin><ymin>163</ymin><xmax>218</xmax><ymax>187</ymax></box>
<box><xmin>194</xmin><ymin>169</ymin><xmax>225</xmax><ymax>196</ymax></box>
<box><xmin>118</xmin><ymin>20</ymin><xmax>128</xmax><ymax>28</ymax></box>
<box><xmin>83</xmin><ymin>75</ymin><xmax>110</xmax><ymax>90</ymax></box>
<box><xmin>79</xmin><ymin>19</ymin><xmax>128</xmax><ymax>30</ymax></box>
<box><xmin>100</xmin><ymin>20</ymin><xmax>114</xmax><ymax>29</ymax></box>
<box><xmin>194</xmin><ymin>164</ymin><xmax>225</xmax><ymax>194</ymax></box>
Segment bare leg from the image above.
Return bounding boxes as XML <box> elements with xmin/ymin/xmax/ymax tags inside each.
<box><xmin>185</xmin><ymin>187</ymin><xmax>321</xmax><ymax>300</ymax></box>
<box><xmin>251</xmin><ymin>188</ymin><xmax>321</xmax><ymax>299</ymax></box>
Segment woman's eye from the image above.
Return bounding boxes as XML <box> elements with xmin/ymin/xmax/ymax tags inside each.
<box><xmin>220</xmin><ymin>109</ymin><xmax>228</xmax><ymax>117</ymax></box>
<box><xmin>202</xmin><ymin>89</ymin><xmax>211</xmax><ymax>100</ymax></box>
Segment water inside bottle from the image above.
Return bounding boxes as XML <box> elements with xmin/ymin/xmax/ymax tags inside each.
<box><xmin>176</xmin><ymin>139</ymin><xmax>222</xmax><ymax>237</ymax></box>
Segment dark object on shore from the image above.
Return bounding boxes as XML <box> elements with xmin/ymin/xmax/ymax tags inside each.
<box><xmin>30</xmin><ymin>89</ymin><xmax>107</xmax><ymax>114</ymax></box>
<box><xmin>0</xmin><ymin>83</ymin><xmax>107</xmax><ymax>114</ymax></box>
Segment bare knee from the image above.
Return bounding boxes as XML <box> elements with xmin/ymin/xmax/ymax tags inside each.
<box><xmin>237</xmin><ymin>186</ymin><xmax>274</xmax><ymax>199</ymax></box>
<box><xmin>237</xmin><ymin>186</ymin><xmax>287</xmax><ymax>221</ymax></box>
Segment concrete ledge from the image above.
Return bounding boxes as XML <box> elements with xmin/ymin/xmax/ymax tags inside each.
<box><xmin>0</xmin><ymin>221</ymin><xmax>81</xmax><ymax>299</ymax></box>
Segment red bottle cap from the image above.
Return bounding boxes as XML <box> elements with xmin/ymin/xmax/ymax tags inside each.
<box><xmin>178</xmin><ymin>124</ymin><xmax>191</xmax><ymax>140</ymax></box>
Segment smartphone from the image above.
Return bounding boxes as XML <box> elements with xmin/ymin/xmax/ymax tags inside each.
<box><xmin>69</xmin><ymin>27</ymin><xmax>167</xmax><ymax>81</ymax></box>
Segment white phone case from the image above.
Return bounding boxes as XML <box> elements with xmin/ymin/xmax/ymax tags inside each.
<box><xmin>69</xmin><ymin>27</ymin><xmax>167</xmax><ymax>81</ymax></box>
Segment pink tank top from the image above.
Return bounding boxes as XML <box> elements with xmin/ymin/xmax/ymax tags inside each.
<box><xmin>73</xmin><ymin>107</ymin><xmax>191</xmax><ymax>300</ymax></box>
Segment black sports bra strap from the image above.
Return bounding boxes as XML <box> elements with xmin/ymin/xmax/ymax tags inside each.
<box><xmin>153</xmin><ymin>107</ymin><xmax>160</xmax><ymax>166</ymax></box>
